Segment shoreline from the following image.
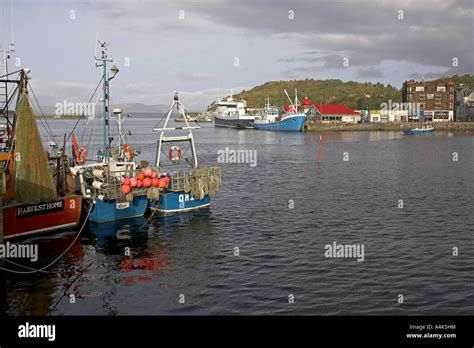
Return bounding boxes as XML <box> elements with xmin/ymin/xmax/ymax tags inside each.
<box><xmin>306</xmin><ymin>122</ymin><xmax>474</xmax><ymax>132</ymax></box>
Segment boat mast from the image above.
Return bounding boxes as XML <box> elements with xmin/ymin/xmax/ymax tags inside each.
<box><xmin>0</xmin><ymin>0</ymin><xmax>15</xmax><ymax>122</ymax></box>
<box><xmin>95</xmin><ymin>40</ymin><xmax>118</xmax><ymax>161</ymax></box>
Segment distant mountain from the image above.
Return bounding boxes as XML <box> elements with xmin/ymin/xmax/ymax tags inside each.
<box><xmin>208</xmin><ymin>75</ymin><xmax>474</xmax><ymax>111</ymax></box>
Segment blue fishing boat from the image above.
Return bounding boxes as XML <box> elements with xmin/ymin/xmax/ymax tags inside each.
<box><xmin>70</xmin><ymin>39</ymin><xmax>148</xmax><ymax>223</ymax></box>
<box><xmin>403</xmin><ymin>125</ymin><xmax>434</xmax><ymax>135</ymax></box>
<box><xmin>89</xmin><ymin>195</ymin><xmax>148</xmax><ymax>223</ymax></box>
<box><xmin>149</xmin><ymin>191</ymin><xmax>211</xmax><ymax>213</ymax></box>
<box><xmin>148</xmin><ymin>92</ymin><xmax>221</xmax><ymax>213</ymax></box>
<box><xmin>254</xmin><ymin>93</ymin><xmax>306</xmax><ymax>132</ymax></box>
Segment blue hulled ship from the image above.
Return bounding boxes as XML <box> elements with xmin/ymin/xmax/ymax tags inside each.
<box><xmin>254</xmin><ymin>93</ymin><xmax>307</xmax><ymax>132</ymax></box>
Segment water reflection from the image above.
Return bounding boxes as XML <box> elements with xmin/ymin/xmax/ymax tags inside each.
<box><xmin>1</xmin><ymin>231</ymin><xmax>84</xmax><ymax>315</ymax></box>
<box><xmin>83</xmin><ymin>217</ymin><xmax>149</xmax><ymax>253</ymax></box>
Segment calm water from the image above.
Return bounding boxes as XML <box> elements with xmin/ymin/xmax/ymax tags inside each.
<box><xmin>1</xmin><ymin>119</ymin><xmax>473</xmax><ymax>315</ymax></box>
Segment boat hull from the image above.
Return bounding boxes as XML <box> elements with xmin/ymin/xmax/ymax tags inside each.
<box><xmin>88</xmin><ymin>195</ymin><xmax>148</xmax><ymax>223</ymax></box>
<box><xmin>214</xmin><ymin>116</ymin><xmax>255</xmax><ymax>129</ymax></box>
<box><xmin>149</xmin><ymin>191</ymin><xmax>210</xmax><ymax>213</ymax></box>
<box><xmin>2</xmin><ymin>195</ymin><xmax>82</xmax><ymax>240</ymax></box>
<box><xmin>255</xmin><ymin>115</ymin><xmax>307</xmax><ymax>132</ymax></box>
<box><xmin>403</xmin><ymin>128</ymin><xmax>434</xmax><ymax>135</ymax></box>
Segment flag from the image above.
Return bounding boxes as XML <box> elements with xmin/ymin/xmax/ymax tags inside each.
<box><xmin>72</xmin><ymin>133</ymin><xmax>78</xmax><ymax>158</ymax></box>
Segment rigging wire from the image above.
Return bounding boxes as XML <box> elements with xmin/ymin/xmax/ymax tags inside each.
<box><xmin>71</xmin><ymin>75</ymin><xmax>103</xmax><ymax>146</ymax></box>
<box><xmin>27</xmin><ymin>85</ymin><xmax>56</xmax><ymax>143</ymax></box>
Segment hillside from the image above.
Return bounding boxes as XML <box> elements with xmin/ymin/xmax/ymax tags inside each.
<box><xmin>208</xmin><ymin>79</ymin><xmax>401</xmax><ymax>111</ymax></box>
<box><xmin>208</xmin><ymin>75</ymin><xmax>474</xmax><ymax>111</ymax></box>
<box><xmin>432</xmin><ymin>74</ymin><xmax>474</xmax><ymax>87</ymax></box>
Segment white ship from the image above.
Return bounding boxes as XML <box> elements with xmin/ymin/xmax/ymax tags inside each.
<box><xmin>213</xmin><ymin>97</ymin><xmax>254</xmax><ymax>129</ymax></box>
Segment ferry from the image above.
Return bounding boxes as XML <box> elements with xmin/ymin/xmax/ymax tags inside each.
<box><xmin>213</xmin><ymin>96</ymin><xmax>254</xmax><ymax>129</ymax></box>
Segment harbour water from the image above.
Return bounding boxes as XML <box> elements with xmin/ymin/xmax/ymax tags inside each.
<box><xmin>1</xmin><ymin>119</ymin><xmax>473</xmax><ymax>315</ymax></box>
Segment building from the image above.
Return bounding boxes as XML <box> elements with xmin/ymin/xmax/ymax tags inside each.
<box><xmin>402</xmin><ymin>80</ymin><xmax>454</xmax><ymax>122</ymax></box>
<box><xmin>369</xmin><ymin>110</ymin><xmax>381</xmax><ymax>123</ymax></box>
<box><xmin>454</xmin><ymin>87</ymin><xmax>474</xmax><ymax>122</ymax></box>
<box><xmin>283</xmin><ymin>99</ymin><xmax>361</xmax><ymax>123</ymax></box>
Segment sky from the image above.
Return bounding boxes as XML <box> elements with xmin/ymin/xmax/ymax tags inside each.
<box><xmin>0</xmin><ymin>0</ymin><xmax>473</xmax><ymax>110</ymax></box>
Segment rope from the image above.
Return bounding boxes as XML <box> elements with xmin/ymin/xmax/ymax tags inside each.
<box><xmin>0</xmin><ymin>195</ymin><xmax>96</xmax><ymax>274</ymax></box>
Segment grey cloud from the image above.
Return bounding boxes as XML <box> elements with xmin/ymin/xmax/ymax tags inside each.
<box><xmin>357</xmin><ymin>67</ymin><xmax>384</xmax><ymax>79</ymax></box>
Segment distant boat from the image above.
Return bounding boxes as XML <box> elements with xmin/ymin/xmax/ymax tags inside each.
<box><xmin>403</xmin><ymin>125</ymin><xmax>434</xmax><ymax>135</ymax></box>
<box><xmin>213</xmin><ymin>96</ymin><xmax>254</xmax><ymax>129</ymax></box>
<box><xmin>175</xmin><ymin>116</ymin><xmax>196</xmax><ymax>122</ymax></box>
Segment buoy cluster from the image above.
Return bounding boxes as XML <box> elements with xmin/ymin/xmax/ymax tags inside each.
<box><xmin>120</xmin><ymin>166</ymin><xmax>170</xmax><ymax>194</ymax></box>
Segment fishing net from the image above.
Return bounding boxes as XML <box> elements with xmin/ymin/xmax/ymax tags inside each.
<box><xmin>14</xmin><ymin>92</ymin><xmax>57</xmax><ymax>203</ymax></box>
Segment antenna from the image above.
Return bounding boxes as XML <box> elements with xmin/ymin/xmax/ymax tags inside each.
<box><xmin>94</xmin><ymin>32</ymin><xmax>99</xmax><ymax>59</ymax></box>
<box><xmin>10</xmin><ymin>0</ymin><xmax>14</xmax><ymax>48</ymax></box>
<box><xmin>1</xmin><ymin>0</ymin><xmax>15</xmax><ymax>77</ymax></box>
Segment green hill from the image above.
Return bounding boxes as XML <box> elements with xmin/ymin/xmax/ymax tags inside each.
<box><xmin>208</xmin><ymin>79</ymin><xmax>401</xmax><ymax>111</ymax></box>
<box><xmin>432</xmin><ymin>74</ymin><xmax>474</xmax><ymax>87</ymax></box>
<box><xmin>208</xmin><ymin>75</ymin><xmax>474</xmax><ymax>111</ymax></box>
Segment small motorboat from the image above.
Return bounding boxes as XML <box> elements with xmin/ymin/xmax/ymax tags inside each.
<box><xmin>403</xmin><ymin>125</ymin><xmax>434</xmax><ymax>135</ymax></box>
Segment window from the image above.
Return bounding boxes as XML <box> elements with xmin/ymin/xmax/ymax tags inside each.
<box><xmin>415</xmin><ymin>86</ymin><xmax>425</xmax><ymax>92</ymax></box>
<box><xmin>419</xmin><ymin>95</ymin><xmax>426</xmax><ymax>101</ymax></box>
<box><xmin>437</xmin><ymin>86</ymin><xmax>446</xmax><ymax>92</ymax></box>
<box><xmin>435</xmin><ymin>103</ymin><xmax>441</xmax><ymax>109</ymax></box>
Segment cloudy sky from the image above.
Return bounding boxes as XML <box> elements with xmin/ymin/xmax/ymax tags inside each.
<box><xmin>1</xmin><ymin>0</ymin><xmax>473</xmax><ymax>110</ymax></box>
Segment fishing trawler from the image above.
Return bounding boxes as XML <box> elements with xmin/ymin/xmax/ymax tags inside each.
<box><xmin>254</xmin><ymin>93</ymin><xmax>307</xmax><ymax>132</ymax></box>
<box><xmin>148</xmin><ymin>92</ymin><xmax>221</xmax><ymax>213</ymax></box>
<box><xmin>213</xmin><ymin>96</ymin><xmax>254</xmax><ymax>129</ymax></box>
<box><xmin>0</xmin><ymin>69</ymin><xmax>82</xmax><ymax>239</ymax></box>
<box><xmin>70</xmin><ymin>40</ymin><xmax>147</xmax><ymax>223</ymax></box>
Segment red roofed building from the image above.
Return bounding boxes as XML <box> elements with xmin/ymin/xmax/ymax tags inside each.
<box><xmin>282</xmin><ymin>98</ymin><xmax>361</xmax><ymax>123</ymax></box>
<box><xmin>313</xmin><ymin>104</ymin><xmax>361</xmax><ymax>123</ymax></box>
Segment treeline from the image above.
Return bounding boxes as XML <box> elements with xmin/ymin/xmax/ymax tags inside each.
<box><xmin>207</xmin><ymin>75</ymin><xmax>474</xmax><ymax>111</ymax></box>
